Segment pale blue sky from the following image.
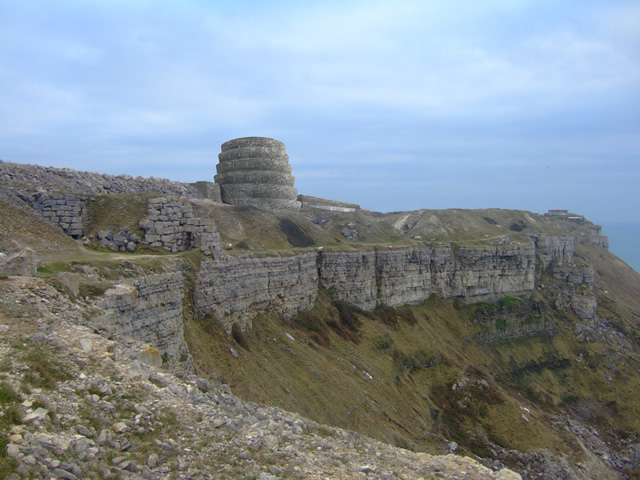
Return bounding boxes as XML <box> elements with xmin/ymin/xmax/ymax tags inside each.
<box><xmin>1</xmin><ymin>0</ymin><xmax>639</xmax><ymax>224</ymax></box>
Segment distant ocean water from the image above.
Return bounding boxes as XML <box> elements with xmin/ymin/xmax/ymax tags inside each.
<box><xmin>602</xmin><ymin>223</ymin><xmax>640</xmax><ymax>273</ymax></box>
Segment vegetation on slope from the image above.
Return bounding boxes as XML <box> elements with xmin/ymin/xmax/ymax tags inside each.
<box><xmin>4</xmin><ymin>188</ymin><xmax>638</xmax><ymax>477</ymax></box>
<box><xmin>179</xmin><ymin>237</ymin><xmax>640</xmax><ymax>478</ymax></box>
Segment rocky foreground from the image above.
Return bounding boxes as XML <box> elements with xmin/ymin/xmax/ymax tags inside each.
<box><xmin>0</xmin><ymin>277</ymin><xmax>520</xmax><ymax>480</ymax></box>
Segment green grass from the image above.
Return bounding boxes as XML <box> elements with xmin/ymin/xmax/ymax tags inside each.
<box><xmin>0</xmin><ymin>382</ymin><xmax>22</xmax><ymax>404</ymax></box>
<box><xmin>498</xmin><ymin>296</ymin><xmax>523</xmax><ymax>308</ymax></box>
<box><xmin>86</xmin><ymin>192</ymin><xmax>161</xmax><ymax>237</ymax></box>
<box><xmin>0</xmin><ymin>382</ymin><xmax>22</xmax><ymax>475</ymax></box>
<box><xmin>22</xmin><ymin>348</ymin><xmax>72</xmax><ymax>390</ymax></box>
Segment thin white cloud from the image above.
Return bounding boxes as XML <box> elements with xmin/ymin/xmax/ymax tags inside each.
<box><xmin>0</xmin><ymin>0</ymin><xmax>638</xmax><ymax>223</ymax></box>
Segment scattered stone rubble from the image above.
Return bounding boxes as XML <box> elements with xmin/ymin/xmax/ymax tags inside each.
<box><xmin>341</xmin><ymin>223</ymin><xmax>359</xmax><ymax>240</ymax></box>
<box><xmin>0</xmin><ymin>247</ymin><xmax>38</xmax><ymax>277</ymax></box>
<box><xmin>0</xmin><ymin>277</ymin><xmax>521</xmax><ymax>480</ymax></box>
<box><xmin>95</xmin><ymin>227</ymin><xmax>141</xmax><ymax>252</ymax></box>
<box><xmin>0</xmin><ymin>160</ymin><xmax>201</xmax><ymax>198</ymax></box>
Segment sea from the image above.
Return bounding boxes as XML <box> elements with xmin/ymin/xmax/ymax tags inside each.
<box><xmin>602</xmin><ymin>223</ymin><xmax>640</xmax><ymax>273</ymax></box>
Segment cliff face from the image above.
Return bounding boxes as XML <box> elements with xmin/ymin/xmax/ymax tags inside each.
<box><xmin>193</xmin><ymin>253</ymin><xmax>319</xmax><ymax>331</ymax></box>
<box><xmin>528</xmin><ymin>234</ymin><xmax>574</xmax><ymax>267</ymax></box>
<box><xmin>192</xmin><ymin>244</ymin><xmax>538</xmax><ymax>329</ymax></box>
<box><xmin>96</xmin><ymin>272</ymin><xmax>190</xmax><ymax>365</ymax></box>
<box><xmin>318</xmin><ymin>245</ymin><xmax>536</xmax><ymax>310</ymax></box>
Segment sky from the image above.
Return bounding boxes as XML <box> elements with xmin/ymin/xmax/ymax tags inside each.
<box><xmin>1</xmin><ymin>0</ymin><xmax>639</xmax><ymax>225</ymax></box>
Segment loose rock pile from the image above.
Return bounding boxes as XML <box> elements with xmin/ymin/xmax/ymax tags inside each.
<box><xmin>0</xmin><ymin>160</ymin><xmax>200</xmax><ymax>198</ymax></box>
<box><xmin>95</xmin><ymin>227</ymin><xmax>141</xmax><ymax>252</ymax></box>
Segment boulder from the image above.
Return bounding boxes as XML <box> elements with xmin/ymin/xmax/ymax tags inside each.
<box><xmin>0</xmin><ymin>247</ymin><xmax>37</xmax><ymax>276</ymax></box>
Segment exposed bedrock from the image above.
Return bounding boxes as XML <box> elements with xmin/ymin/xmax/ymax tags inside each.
<box><xmin>193</xmin><ymin>245</ymin><xmax>538</xmax><ymax>329</ymax></box>
<box><xmin>214</xmin><ymin>137</ymin><xmax>301</xmax><ymax>212</ymax></box>
<box><xmin>193</xmin><ymin>253</ymin><xmax>319</xmax><ymax>332</ymax></box>
<box><xmin>318</xmin><ymin>245</ymin><xmax>537</xmax><ymax>310</ymax></box>
<box><xmin>528</xmin><ymin>234</ymin><xmax>575</xmax><ymax>268</ymax></box>
<box><xmin>95</xmin><ymin>272</ymin><xmax>190</xmax><ymax>365</ymax></box>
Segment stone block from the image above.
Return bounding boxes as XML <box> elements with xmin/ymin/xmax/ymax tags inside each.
<box><xmin>0</xmin><ymin>247</ymin><xmax>38</xmax><ymax>277</ymax></box>
<box><xmin>57</xmin><ymin>272</ymin><xmax>80</xmax><ymax>296</ymax></box>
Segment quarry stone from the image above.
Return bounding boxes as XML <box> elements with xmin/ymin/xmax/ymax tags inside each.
<box><xmin>0</xmin><ymin>247</ymin><xmax>38</xmax><ymax>277</ymax></box>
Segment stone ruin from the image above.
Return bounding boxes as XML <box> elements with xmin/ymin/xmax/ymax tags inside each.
<box><xmin>214</xmin><ymin>137</ymin><xmax>301</xmax><ymax>212</ymax></box>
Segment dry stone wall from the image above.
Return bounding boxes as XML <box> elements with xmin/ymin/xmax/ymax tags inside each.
<box><xmin>28</xmin><ymin>192</ymin><xmax>87</xmax><ymax>238</ymax></box>
<box><xmin>139</xmin><ymin>197</ymin><xmax>222</xmax><ymax>254</ymax></box>
<box><xmin>0</xmin><ymin>159</ymin><xmax>200</xmax><ymax>197</ymax></box>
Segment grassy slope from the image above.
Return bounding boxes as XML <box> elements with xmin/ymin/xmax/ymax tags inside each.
<box><xmin>184</xmin><ymin>292</ymin><xmax>591</xmax><ymax>461</ymax></box>
<box><xmin>0</xmin><ymin>200</ymin><xmax>79</xmax><ymax>254</ymax></box>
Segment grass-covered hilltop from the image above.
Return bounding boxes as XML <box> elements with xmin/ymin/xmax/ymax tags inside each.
<box><xmin>1</xmin><ymin>159</ymin><xmax>639</xmax><ymax>479</ymax></box>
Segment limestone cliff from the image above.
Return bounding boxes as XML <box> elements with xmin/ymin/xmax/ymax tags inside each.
<box><xmin>95</xmin><ymin>272</ymin><xmax>190</xmax><ymax>365</ymax></box>
<box><xmin>318</xmin><ymin>245</ymin><xmax>536</xmax><ymax>310</ymax></box>
<box><xmin>193</xmin><ymin>253</ymin><xmax>319</xmax><ymax>331</ymax></box>
<box><xmin>191</xmin><ymin>243</ymin><xmax>538</xmax><ymax>329</ymax></box>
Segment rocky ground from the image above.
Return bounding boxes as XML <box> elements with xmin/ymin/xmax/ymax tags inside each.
<box><xmin>0</xmin><ymin>276</ymin><xmax>521</xmax><ymax>480</ymax></box>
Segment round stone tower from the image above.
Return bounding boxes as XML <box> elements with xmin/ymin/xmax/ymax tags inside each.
<box><xmin>214</xmin><ymin>137</ymin><xmax>301</xmax><ymax>212</ymax></box>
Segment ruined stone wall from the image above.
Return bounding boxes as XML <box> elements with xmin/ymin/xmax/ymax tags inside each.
<box><xmin>297</xmin><ymin>195</ymin><xmax>360</xmax><ymax>211</ymax></box>
<box><xmin>214</xmin><ymin>137</ymin><xmax>301</xmax><ymax>212</ymax></box>
<box><xmin>138</xmin><ymin>197</ymin><xmax>222</xmax><ymax>254</ymax></box>
<box><xmin>28</xmin><ymin>192</ymin><xmax>87</xmax><ymax>238</ymax></box>
<box><xmin>189</xmin><ymin>181</ymin><xmax>222</xmax><ymax>202</ymax></box>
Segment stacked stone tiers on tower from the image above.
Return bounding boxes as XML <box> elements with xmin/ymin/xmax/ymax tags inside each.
<box><xmin>214</xmin><ymin>137</ymin><xmax>301</xmax><ymax>211</ymax></box>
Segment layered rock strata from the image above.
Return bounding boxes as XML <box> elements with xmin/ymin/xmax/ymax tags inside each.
<box><xmin>193</xmin><ymin>245</ymin><xmax>537</xmax><ymax>330</ymax></box>
<box><xmin>552</xmin><ymin>261</ymin><xmax>598</xmax><ymax>321</ymax></box>
<box><xmin>96</xmin><ymin>273</ymin><xmax>190</xmax><ymax>364</ymax></box>
<box><xmin>527</xmin><ymin>234</ymin><xmax>575</xmax><ymax>268</ymax></box>
<box><xmin>194</xmin><ymin>253</ymin><xmax>319</xmax><ymax>331</ymax></box>
<box><xmin>139</xmin><ymin>197</ymin><xmax>222</xmax><ymax>254</ymax></box>
<box><xmin>318</xmin><ymin>245</ymin><xmax>537</xmax><ymax>311</ymax></box>
<box><xmin>214</xmin><ymin>137</ymin><xmax>301</xmax><ymax>212</ymax></box>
